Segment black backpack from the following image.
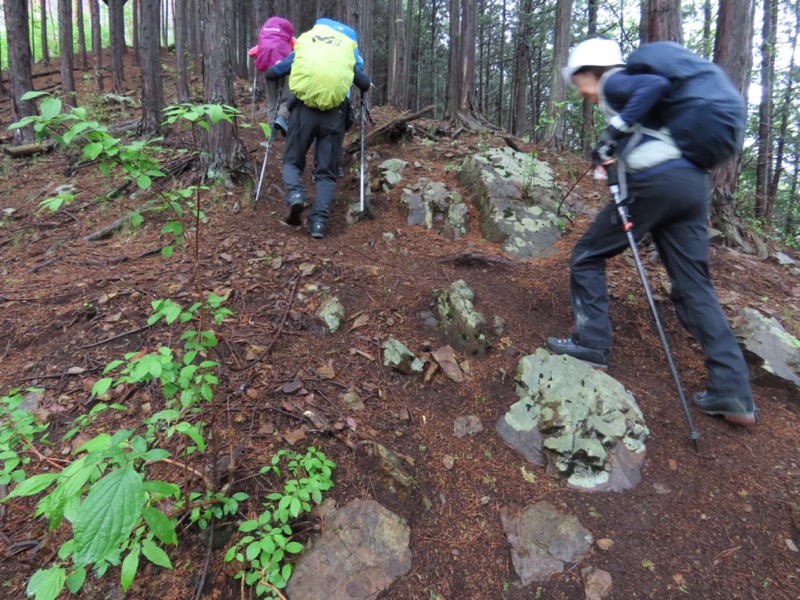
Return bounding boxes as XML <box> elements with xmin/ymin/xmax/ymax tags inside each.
<box><xmin>624</xmin><ymin>42</ymin><xmax>746</xmax><ymax>170</ymax></box>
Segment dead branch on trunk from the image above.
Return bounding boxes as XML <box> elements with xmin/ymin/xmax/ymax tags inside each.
<box><xmin>344</xmin><ymin>105</ymin><xmax>435</xmax><ymax>155</ymax></box>
<box><xmin>3</xmin><ymin>140</ymin><xmax>57</xmax><ymax>158</ymax></box>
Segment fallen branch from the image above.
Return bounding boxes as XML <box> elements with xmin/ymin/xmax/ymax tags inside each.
<box><xmin>344</xmin><ymin>104</ymin><xmax>434</xmax><ymax>155</ymax></box>
<box><xmin>437</xmin><ymin>252</ymin><xmax>517</xmax><ymax>268</ymax></box>
<box><xmin>28</xmin><ymin>256</ymin><xmax>63</xmax><ymax>273</ymax></box>
<box><xmin>2</xmin><ymin>140</ymin><xmax>57</xmax><ymax>158</ymax></box>
<box><xmin>68</xmin><ymin>246</ymin><xmax>164</xmax><ymax>266</ymax></box>
<box><xmin>79</xmin><ymin>323</ymin><xmax>152</xmax><ymax>349</ymax></box>
<box><xmin>81</xmin><ymin>214</ymin><xmax>130</xmax><ymax>241</ymax></box>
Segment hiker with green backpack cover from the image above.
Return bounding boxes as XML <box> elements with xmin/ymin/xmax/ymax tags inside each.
<box><xmin>265</xmin><ymin>18</ymin><xmax>371</xmax><ymax>239</ymax></box>
<box><xmin>546</xmin><ymin>38</ymin><xmax>757</xmax><ymax>428</ymax></box>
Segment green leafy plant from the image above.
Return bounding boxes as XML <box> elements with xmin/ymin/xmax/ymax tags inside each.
<box><xmin>0</xmin><ymin>388</ymin><xmax>49</xmax><ymax>487</ymax></box>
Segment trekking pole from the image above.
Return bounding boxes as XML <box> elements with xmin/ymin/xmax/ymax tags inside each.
<box><xmin>605</xmin><ymin>163</ymin><xmax>701</xmax><ymax>450</ymax></box>
<box><xmin>254</xmin><ymin>88</ymin><xmax>282</xmax><ymax>210</ymax></box>
<box><xmin>359</xmin><ymin>93</ymin><xmax>366</xmax><ymax>215</ymax></box>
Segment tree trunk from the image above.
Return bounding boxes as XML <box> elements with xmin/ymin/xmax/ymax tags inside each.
<box><xmin>174</xmin><ymin>0</ymin><xmax>190</xmax><ymax>101</ymax></box>
<box><xmin>544</xmin><ymin>0</ymin><xmax>571</xmax><ymax>149</ymax></box>
<box><xmin>388</xmin><ymin>0</ymin><xmax>408</xmax><ymax>108</ymax></box>
<box><xmin>200</xmin><ymin>0</ymin><xmax>246</xmax><ymax>178</ymax></box>
<box><xmin>89</xmin><ymin>0</ymin><xmax>104</xmax><ymax>92</ymax></box>
<box><xmin>59</xmin><ymin>0</ymin><xmax>77</xmax><ymax>107</ymax></box>
<box><xmin>647</xmin><ymin>0</ymin><xmax>682</xmax><ymax>43</ymax></box>
<box><xmin>4</xmin><ymin>0</ymin><xmax>39</xmax><ymax>145</ymax></box>
<box><xmin>138</xmin><ymin>0</ymin><xmax>164</xmax><ymax>135</ymax></box>
<box><xmin>754</xmin><ymin>0</ymin><xmax>776</xmax><ymax>220</ymax></box>
<box><xmin>710</xmin><ymin>0</ymin><xmax>756</xmax><ymax>251</ymax></box>
<box><xmin>701</xmin><ymin>0</ymin><xmax>713</xmax><ymax>59</ymax></box>
<box><xmin>109</xmin><ymin>0</ymin><xmax>126</xmax><ymax>91</ymax></box>
<box><xmin>497</xmin><ymin>0</ymin><xmax>506</xmax><ymax>128</ymax></box>
<box><xmin>0</xmin><ymin>36</ymin><xmax>5</xmax><ymax>97</ymax></box>
<box><xmin>41</xmin><ymin>0</ymin><xmax>51</xmax><ymax>65</ymax></box>
<box><xmin>509</xmin><ymin>0</ymin><xmax>532</xmax><ymax>136</ymax></box>
<box><xmin>133</xmin><ymin>0</ymin><xmax>142</xmax><ymax>64</ymax></box>
<box><xmin>581</xmin><ymin>0</ymin><xmax>598</xmax><ymax>156</ymax></box>
<box><xmin>639</xmin><ymin>0</ymin><xmax>649</xmax><ymax>43</ymax></box>
<box><xmin>359</xmin><ymin>0</ymin><xmax>374</xmax><ymax>82</ymax></box>
<box><xmin>76</xmin><ymin>0</ymin><xmax>89</xmax><ymax>70</ymax></box>
<box><xmin>457</xmin><ymin>0</ymin><xmax>480</xmax><ymax>126</ymax></box>
<box><xmin>446</xmin><ymin>0</ymin><xmax>461</xmax><ymax>120</ymax></box>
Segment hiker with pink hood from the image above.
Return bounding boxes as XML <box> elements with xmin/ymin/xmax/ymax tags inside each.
<box><xmin>249</xmin><ymin>16</ymin><xmax>295</xmax><ymax>137</ymax></box>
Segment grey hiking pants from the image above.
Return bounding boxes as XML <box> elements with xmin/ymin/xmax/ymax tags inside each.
<box><xmin>264</xmin><ymin>76</ymin><xmax>290</xmax><ymax>123</ymax></box>
<box><xmin>570</xmin><ymin>167</ymin><xmax>752</xmax><ymax>399</ymax></box>
<box><xmin>282</xmin><ymin>100</ymin><xmax>346</xmax><ymax>225</ymax></box>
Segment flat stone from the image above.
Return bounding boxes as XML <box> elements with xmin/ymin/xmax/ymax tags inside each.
<box><xmin>731</xmin><ymin>308</ymin><xmax>800</xmax><ymax>391</ymax></box>
<box><xmin>581</xmin><ymin>566</ymin><xmax>613</xmax><ymax>600</ymax></box>
<box><xmin>453</xmin><ymin>415</ymin><xmax>483</xmax><ymax>438</ymax></box>
<box><xmin>431</xmin><ymin>345</ymin><xmax>464</xmax><ymax>383</ymax></box>
<box><xmin>433</xmin><ymin>280</ymin><xmax>490</xmax><ymax>357</ymax></box>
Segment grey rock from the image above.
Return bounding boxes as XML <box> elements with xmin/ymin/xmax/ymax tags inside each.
<box><xmin>400</xmin><ymin>179</ymin><xmax>467</xmax><ymax>238</ymax></box>
<box><xmin>317</xmin><ymin>297</ymin><xmax>346</xmax><ymax>333</ymax></box>
<box><xmin>340</xmin><ymin>391</ymin><xmax>365</xmax><ymax>411</ymax></box>
<box><xmin>453</xmin><ymin>415</ymin><xmax>483</xmax><ymax>438</ymax></box>
<box><xmin>457</xmin><ymin>147</ymin><xmax>562</xmax><ymax>259</ymax></box>
<box><xmin>500</xmin><ymin>501</ymin><xmax>593</xmax><ymax>585</ymax></box>
<box><xmin>433</xmin><ymin>280</ymin><xmax>491</xmax><ymax>357</ymax></box>
<box><xmin>582</xmin><ymin>567</ymin><xmax>613</xmax><ymax>600</ymax></box>
<box><xmin>443</xmin><ymin>197</ymin><xmax>469</xmax><ymax>240</ymax></box>
<box><xmin>774</xmin><ymin>251</ymin><xmax>796</xmax><ymax>266</ymax></box>
<box><xmin>378</xmin><ymin>158</ymin><xmax>409</xmax><ymax>191</ymax></box>
<box><xmin>731</xmin><ymin>308</ymin><xmax>800</xmax><ymax>391</ymax></box>
<box><xmin>497</xmin><ymin>349</ymin><xmax>649</xmax><ymax>491</ymax></box>
<box><xmin>382</xmin><ymin>339</ymin><xmax>424</xmax><ymax>374</ymax></box>
<box><xmin>286</xmin><ymin>499</ymin><xmax>411</xmax><ymax>600</ymax></box>
<box><xmin>19</xmin><ymin>389</ymin><xmax>45</xmax><ymax>412</ymax></box>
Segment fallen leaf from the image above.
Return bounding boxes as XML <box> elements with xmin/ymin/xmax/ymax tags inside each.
<box><xmin>672</xmin><ymin>574</ymin><xmax>686</xmax><ymax>586</ymax></box>
<box><xmin>220</xmin><ymin>253</ymin><xmax>233</xmax><ymax>263</ymax></box>
<box><xmin>668</xmin><ymin>459</ymin><xmax>678</xmax><ymax>471</ymax></box>
<box><xmin>316</xmin><ymin>364</ymin><xmax>336</xmax><ymax>379</ymax></box>
<box><xmin>282</xmin><ymin>428</ymin><xmax>306</xmax><ymax>445</ymax></box>
<box><xmin>298</xmin><ymin>262</ymin><xmax>316</xmax><ymax>276</ymax></box>
<box><xmin>349</xmin><ymin>348</ymin><xmax>376</xmax><ymax>362</ymax></box>
<box><xmin>272</xmin><ymin>257</ymin><xmax>283</xmax><ymax>270</ymax></box>
<box><xmin>347</xmin><ymin>313</ymin><xmax>371</xmax><ymax>334</ymax></box>
<box><xmin>423</xmin><ymin>361</ymin><xmax>439</xmax><ymax>383</ymax></box>
<box><xmin>346</xmin><ymin>417</ymin><xmax>357</xmax><ymax>430</ymax></box>
<box><xmin>282</xmin><ymin>380</ymin><xmax>303</xmax><ymax>395</ymax></box>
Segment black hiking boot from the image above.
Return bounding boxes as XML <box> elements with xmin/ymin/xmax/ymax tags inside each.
<box><xmin>284</xmin><ymin>192</ymin><xmax>306</xmax><ymax>226</ymax></box>
<box><xmin>545</xmin><ymin>336</ymin><xmax>609</xmax><ymax>369</ymax></box>
<box><xmin>692</xmin><ymin>391</ymin><xmax>758</xmax><ymax>426</ymax></box>
<box><xmin>308</xmin><ymin>220</ymin><xmax>326</xmax><ymax>239</ymax></box>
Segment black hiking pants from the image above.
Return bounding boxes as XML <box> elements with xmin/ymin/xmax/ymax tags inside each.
<box><xmin>570</xmin><ymin>167</ymin><xmax>752</xmax><ymax>399</ymax></box>
<box><xmin>282</xmin><ymin>100</ymin><xmax>347</xmax><ymax>225</ymax></box>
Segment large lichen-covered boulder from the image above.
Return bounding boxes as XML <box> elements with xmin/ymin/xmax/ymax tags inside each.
<box><xmin>457</xmin><ymin>147</ymin><xmax>563</xmax><ymax>259</ymax></box>
<box><xmin>286</xmin><ymin>499</ymin><xmax>412</xmax><ymax>600</ymax></box>
<box><xmin>496</xmin><ymin>349</ymin><xmax>649</xmax><ymax>491</ymax></box>
<box><xmin>433</xmin><ymin>280</ymin><xmax>490</xmax><ymax>357</ymax></box>
<box><xmin>400</xmin><ymin>178</ymin><xmax>468</xmax><ymax>239</ymax></box>
<box><xmin>731</xmin><ymin>307</ymin><xmax>800</xmax><ymax>391</ymax></box>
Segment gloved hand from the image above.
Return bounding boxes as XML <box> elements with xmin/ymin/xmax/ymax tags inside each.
<box><xmin>591</xmin><ymin>124</ymin><xmax>625</xmax><ymax>166</ymax></box>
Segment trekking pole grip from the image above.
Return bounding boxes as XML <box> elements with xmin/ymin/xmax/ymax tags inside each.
<box><xmin>605</xmin><ymin>163</ymin><xmax>619</xmax><ymax>187</ymax></box>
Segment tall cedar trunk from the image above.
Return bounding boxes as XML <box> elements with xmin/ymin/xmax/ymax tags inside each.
<box><xmin>429</xmin><ymin>0</ymin><xmax>439</xmax><ymax>115</ymax></box>
<box><xmin>457</xmin><ymin>0</ymin><xmax>479</xmax><ymax>125</ymax></box>
<box><xmin>41</xmin><ymin>0</ymin><xmax>51</xmax><ymax>65</ymax></box>
<box><xmin>109</xmin><ymin>0</ymin><xmax>126</xmax><ymax>92</ymax></box>
<box><xmin>446</xmin><ymin>0</ymin><xmax>461</xmax><ymax>120</ymax></box>
<box><xmin>640</xmin><ymin>0</ymin><xmax>649</xmax><ymax>43</ymax></box>
<box><xmin>581</xmin><ymin>0</ymin><xmax>598</xmax><ymax>156</ymax></box>
<box><xmin>786</xmin><ymin>149</ymin><xmax>799</xmax><ymax>235</ymax></box>
<box><xmin>0</xmin><ymin>38</ymin><xmax>4</xmax><ymax>97</ymax></box>
<box><xmin>388</xmin><ymin>0</ymin><xmax>408</xmax><ymax>108</ymax></box>
<box><xmin>133</xmin><ymin>0</ymin><xmax>141</xmax><ymax>64</ymax></box>
<box><xmin>509</xmin><ymin>0</ymin><xmax>532</xmax><ymax>136</ymax></box>
<box><xmin>497</xmin><ymin>0</ymin><xmax>506</xmax><ymax>127</ymax></box>
<box><xmin>174</xmin><ymin>0</ymin><xmax>190</xmax><ymax>101</ymax></box>
<box><xmin>89</xmin><ymin>0</ymin><xmax>103</xmax><ymax>92</ymax></box>
<box><xmin>710</xmin><ymin>0</ymin><xmax>756</xmax><ymax>251</ymax></box>
<box><xmin>77</xmin><ymin>0</ymin><xmax>89</xmax><ymax>70</ymax></box>
<box><xmin>702</xmin><ymin>0</ymin><xmax>713</xmax><ymax>58</ymax></box>
<box><xmin>647</xmin><ymin>0</ymin><xmax>682</xmax><ymax>43</ymax></box>
<box><xmin>359</xmin><ymin>0</ymin><xmax>374</xmax><ymax>82</ymax></box>
<box><xmin>59</xmin><ymin>0</ymin><xmax>77</xmax><ymax>107</ymax></box>
<box><xmin>200</xmin><ymin>0</ymin><xmax>246</xmax><ymax>177</ymax></box>
<box><xmin>478</xmin><ymin>0</ymin><xmax>485</xmax><ymax>113</ymax></box>
<box><xmin>754</xmin><ymin>0</ymin><xmax>776</xmax><ymax>220</ymax></box>
<box><xmin>405</xmin><ymin>0</ymin><xmax>415</xmax><ymax>109</ymax></box>
<box><xmin>769</xmin><ymin>0</ymin><xmax>799</xmax><ymax>211</ymax></box>
<box><xmin>138</xmin><ymin>0</ymin><xmax>163</xmax><ymax>135</ymax></box>
<box><xmin>4</xmin><ymin>0</ymin><xmax>39</xmax><ymax>145</ymax></box>
<box><xmin>187</xmin><ymin>0</ymin><xmax>200</xmax><ymax>59</ymax></box>
<box><xmin>544</xmin><ymin>0</ymin><xmax>571</xmax><ymax>149</ymax></box>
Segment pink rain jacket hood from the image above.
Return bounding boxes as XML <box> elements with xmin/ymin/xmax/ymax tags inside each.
<box><xmin>255</xmin><ymin>17</ymin><xmax>294</xmax><ymax>72</ymax></box>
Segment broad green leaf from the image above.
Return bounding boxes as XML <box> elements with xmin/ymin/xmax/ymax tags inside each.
<box><xmin>26</xmin><ymin>566</ymin><xmax>66</xmax><ymax>600</ymax></box>
<box><xmin>141</xmin><ymin>539</ymin><xmax>173</xmax><ymax>569</ymax></box>
<box><xmin>5</xmin><ymin>473</ymin><xmax>59</xmax><ymax>499</ymax></box>
<box><xmin>285</xmin><ymin>541</ymin><xmax>304</xmax><ymax>554</ymax></box>
<box><xmin>21</xmin><ymin>90</ymin><xmax>50</xmax><ymax>101</ymax></box>
<box><xmin>91</xmin><ymin>378</ymin><xmax>113</xmax><ymax>399</ymax></box>
<box><xmin>83</xmin><ymin>142</ymin><xmax>103</xmax><ymax>160</ymax></box>
<box><xmin>143</xmin><ymin>507</ymin><xmax>177</xmax><ymax>545</ymax></box>
<box><xmin>143</xmin><ymin>480</ymin><xmax>180</xmax><ymax>498</ymax></box>
<box><xmin>238</xmin><ymin>520</ymin><xmax>259</xmax><ymax>533</ymax></box>
<box><xmin>65</xmin><ymin>567</ymin><xmax>86</xmax><ymax>595</ymax></box>
<box><xmin>289</xmin><ymin>497</ymin><xmax>301</xmax><ymax>518</ymax></box>
<box><xmin>72</xmin><ymin>467</ymin><xmax>145</xmax><ymax>566</ymax></box>
<box><xmin>245</xmin><ymin>541</ymin><xmax>261</xmax><ymax>561</ymax></box>
<box><xmin>136</xmin><ymin>174</ymin><xmax>152</xmax><ymax>190</ymax></box>
<box><xmin>260</xmin><ymin>122</ymin><xmax>271</xmax><ymax>139</ymax></box>
<box><xmin>120</xmin><ymin>547</ymin><xmax>140</xmax><ymax>591</ymax></box>
<box><xmin>39</xmin><ymin>97</ymin><xmax>62</xmax><ymax>120</ymax></box>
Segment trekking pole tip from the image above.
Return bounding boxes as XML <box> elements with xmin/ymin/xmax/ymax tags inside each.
<box><xmin>689</xmin><ymin>430</ymin><xmax>701</xmax><ymax>451</ymax></box>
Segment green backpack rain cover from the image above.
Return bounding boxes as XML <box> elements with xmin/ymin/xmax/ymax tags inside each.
<box><xmin>289</xmin><ymin>24</ymin><xmax>357</xmax><ymax>111</ymax></box>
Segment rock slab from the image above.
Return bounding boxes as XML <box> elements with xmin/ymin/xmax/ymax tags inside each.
<box><xmin>731</xmin><ymin>307</ymin><xmax>800</xmax><ymax>391</ymax></box>
<box><xmin>286</xmin><ymin>499</ymin><xmax>411</xmax><ymax>600</ymax></box>
<box><xmin>433</xmin><ymin>280</ymin><xmax>490</xmax><ymax>357</ymax></box>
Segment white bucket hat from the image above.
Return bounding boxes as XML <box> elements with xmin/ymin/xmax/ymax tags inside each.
<box><xmin>562</xmin><ymin>38</ymin><xmax>625</xmax><ymax>85</ymax></box>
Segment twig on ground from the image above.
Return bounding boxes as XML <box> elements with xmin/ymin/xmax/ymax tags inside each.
<box><xmin>78</xmin><ymin>323</ymin><xmax>152</xmax><ymax>349</ymax></box>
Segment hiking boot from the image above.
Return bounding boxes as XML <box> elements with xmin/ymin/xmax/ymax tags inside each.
<box><xmin>693</xmin><ymin>391</ymin><xmax>758</xmax><ymax>426</ymax></box>
<box><xmin>308</xmin><ymin>220</ymin><xmax>326</xmax><ymax>239</ymax></box>
<box><xmin>545</xmin><ymin>336</ymin><xmax>609</xmax><ymax>369</ymax></box>
<box><xmin>274</xmin><ymin>116</ymin><xmax>288</xmax><ymax>136</ymax></box>
<box><xmin>284</xmin><ymin>192</ymin><xmax>306</xmax><ymax>226</ymax></box>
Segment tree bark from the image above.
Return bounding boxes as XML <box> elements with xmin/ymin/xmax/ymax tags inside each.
<box><xmin>446</xmin><ymin>0</ymin><xmax>461</xmax><ymax>120</ymax></box>
<box><xmin>109</xmin><ymin>0</ymin><xmax>126</xmax><ymax>92</ymax></box>
<box><xmin>138</xmin><ymin>0</ymin><xmax>164</xmax><ymax>135</ymax></box>
<box><xmin>509</xmin><ymin>0</ymin><xmax>532</xmax><ymax>136</ymax></box>
<box><xmin>174</xmin><ymin>0</ymin><xmax>190</xmax><ymax>101</ymax></box>
<box><xmin>456</xmin><ymin>0</ymin><xmax>480</xmax><ymax>126</ymax></box>
<box><xmin>132</xmin><ymin>0</ymin><xmax>140</xmax><ymax>65</ymax></box>
<box><xmin>76</xmin><ymin>0</ymin><xmax>89</xmax><ymax>70</ymax></box>
<box><xmin>59</xmin><ymin>0</ymin><xmax>77</xmax><ymax>107</ymax></box>
<box><xmin>388</xmin><ymin>0</ymin><xmax>408</xmax><ymax>109</ymax></box>
<box><xmin>581</xmin><ymin>0</ymin><xmax>598</xmax><ymax>157</ymax></box>
<box><xmin>754</xmin><ymin>0</ymin><xmax>776</xmax><ymax>220</ymax></box>
<box><xmin>710</xmin><ymin>0</ymin><xmax>756</xmax><ymax>251</ymax></box>
<box><xmin>41</xmin><ymin>0</ymin><xmax>51</xmax><ymax>65</ymax></box>
<box><xmin>701</xmin><ymin>0</ymin><xmax>713</xmax><ymax>59</ymax></box>
<box><xmin>200</xmin><ymin>0</ymin><xmax>247</xmax><ymax>178</ymax></box>
<box><xmin>647</xmin><ymin>0</ymin><xmax>682</xmax><ymax>43</ymax></box>
<box><xmin>4</xmin><ymin>0</ymin><xmax>39</xmax><ymax>145</ymax></box>
<box><xmin>544</xmin><ymin>0</ymin><xmax>571</xmax><ymax>149</ymax></box>
<box><xmin>89</xmin><ymin>0</ymin><xmax>104</xmax><ymax>92</ymax></box>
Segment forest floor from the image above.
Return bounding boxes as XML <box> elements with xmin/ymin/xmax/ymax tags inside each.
<box><xmin>0</xmin><ymin>53</ymin><xmax>799</xmax><ymax>600</ymax></box>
